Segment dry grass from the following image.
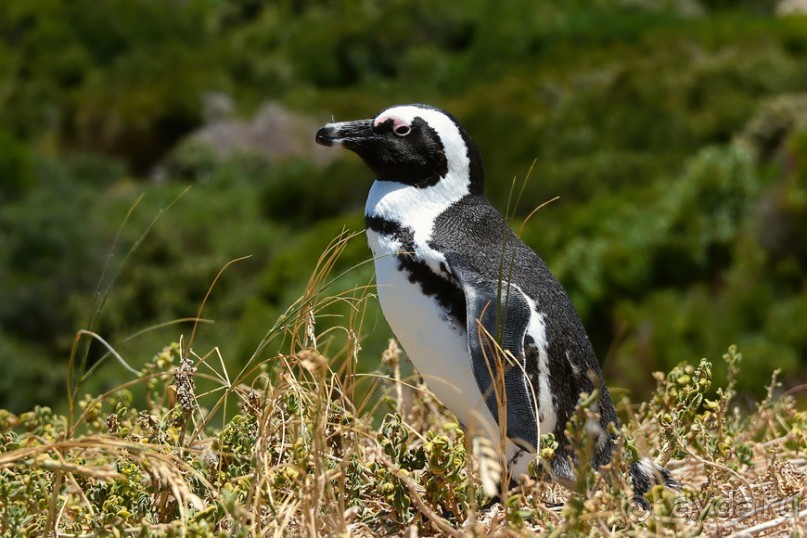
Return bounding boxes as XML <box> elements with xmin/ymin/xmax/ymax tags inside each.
<box><xmin>0</xmin><ymin>233</ymin><xmax>805</xmax><ymax>537</ymax></box>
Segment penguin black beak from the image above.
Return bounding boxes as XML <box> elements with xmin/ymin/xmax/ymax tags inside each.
<box><xmin>315</xmin><ymin>119</ymin><xmax>375</xmax><ymax>148</ymax></box>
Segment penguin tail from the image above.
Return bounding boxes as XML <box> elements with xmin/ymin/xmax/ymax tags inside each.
<box><xmin>629</xmin><ymin>458</ymin><xmax>681</xmax><ymax>506</ymax></box>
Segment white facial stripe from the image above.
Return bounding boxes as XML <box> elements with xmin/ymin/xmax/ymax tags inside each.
<box><xmin>374</xmin><ymin>105</ymin><xmax>470</xmax><ymax>177</ymax></box>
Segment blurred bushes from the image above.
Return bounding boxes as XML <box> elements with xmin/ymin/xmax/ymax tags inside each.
<box><xmin>1</xmin><ymin>0</ymin><xmax>219</xmax><ymax>171</ymax></box>
<box><xmin>0</xmin><ymin>155</ymin><xmax>113</xmax><ymax>410</ymax></box>
<box><xmin>0</xmin><ymin>130</ymin><xmax>34</xmax><ymax>201</ymax></box>
<box><xmin>1</xmin><ymin>0</ymin><xmax>807</xmax><ymax>411</ymax></box>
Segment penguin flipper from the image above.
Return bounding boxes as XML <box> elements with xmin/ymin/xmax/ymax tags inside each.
<box><xmin>444</xmin><ymin>253</ymin><xmax>539</xmax><ymax>452</ymax></box>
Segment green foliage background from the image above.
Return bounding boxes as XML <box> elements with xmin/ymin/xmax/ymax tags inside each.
<box><xmin>2</xmin><ymin>0</ymin><xmax>807</xmax><ymax>412</ymax></box>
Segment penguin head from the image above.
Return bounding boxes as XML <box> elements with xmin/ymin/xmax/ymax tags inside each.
<box><xmin>316</xmin><ymin>104</ymin><xmax>484</xmax><ymax>193</ymax></box>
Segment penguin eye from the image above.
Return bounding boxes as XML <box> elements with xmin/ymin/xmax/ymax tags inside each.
<box><xmin>393</xmin><ymin>124</ymin><xmax>411</xmax><ymax>137</ymax></box>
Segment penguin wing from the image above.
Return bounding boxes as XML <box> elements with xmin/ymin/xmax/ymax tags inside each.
<box><xmin>444</xmin><ymin>252</ymin><xmax>539</xmax><ymax>451</ymax></box>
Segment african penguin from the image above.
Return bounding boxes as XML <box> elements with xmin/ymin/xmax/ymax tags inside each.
<box><xmin>315</xmin><ymin>104</ymin><xmax>679</xmax><ymax>500</ymax></box>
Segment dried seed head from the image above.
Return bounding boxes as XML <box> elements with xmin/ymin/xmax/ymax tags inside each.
<box><xmin>381</xmin><ymin>338</ymin><xmax>402</xmax><ymax>368</ymax></box>
<box><xmin>173</xmin><ymin>357</ymin><xmax>198</xmax><ymax>413</ymax></box>
<box><xmin>472</xmin><ymin>434</ymin><xmax>502</xmax><ymax>498</ymax></box>
<box><xmin>297</xmin><ymin>349</ymin><xmax>327</xmax><ymax>374</ymax></box>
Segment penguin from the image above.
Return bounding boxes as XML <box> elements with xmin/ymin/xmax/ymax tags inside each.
<box><xmin>315</xmin><ymin>104</ymin><xmax>678</xmax><ymax>500</ymax></box>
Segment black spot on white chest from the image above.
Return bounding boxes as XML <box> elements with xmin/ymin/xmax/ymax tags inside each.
<box><xmin>365</xmin><ymin>215</ymin><xmax>466</xmax><ymax>328</ymax></box>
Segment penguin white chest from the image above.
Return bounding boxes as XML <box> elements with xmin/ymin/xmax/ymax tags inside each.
<box><xmin>366</xmin><ymin>229</ymin><xmax>500</xmax><ymax>440</ymax></box>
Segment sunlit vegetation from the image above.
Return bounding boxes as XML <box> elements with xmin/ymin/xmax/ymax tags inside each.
<box><xmin>1</xmin><ymin>2</ymin><xmax>806</xmax><ymax>534</ymax></box>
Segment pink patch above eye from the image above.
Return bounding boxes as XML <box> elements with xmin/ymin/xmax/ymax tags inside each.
<box><xmin>374</xmin><ymin>114</ymin><xmax>410</xmax><ymax>130</ymax></box>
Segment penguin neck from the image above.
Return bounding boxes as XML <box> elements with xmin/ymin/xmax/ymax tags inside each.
<box><xmin>365</xmin><ymin>170</ymin><xmax>470</xmax><ymax>243</ymax></box>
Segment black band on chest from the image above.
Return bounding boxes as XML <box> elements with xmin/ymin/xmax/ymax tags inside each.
<box><xmin>366</xmin><ymin>215</ymin><xmax>466</xmax><ymax>327</ymax></box>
